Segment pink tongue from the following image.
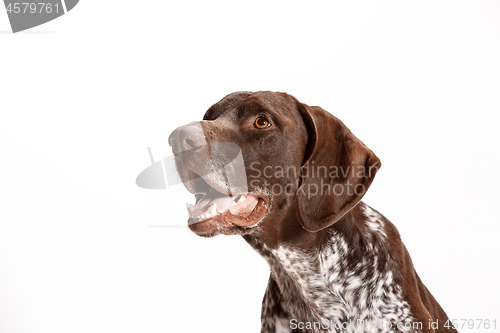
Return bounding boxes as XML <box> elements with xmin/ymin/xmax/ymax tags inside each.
<box><xmin>230</xmin><ymin>196</ymin><xmax>258</xmax><ymax>216</ymax></box>
<box><xmin>187</xmin><ymin>190</ymin><xmax>259</xmax><ymax>217</ymax></box>
<box><xmin>189</xmin><ymin>195</ymin><xmax>233</xmax><ymax>215</ymax></box>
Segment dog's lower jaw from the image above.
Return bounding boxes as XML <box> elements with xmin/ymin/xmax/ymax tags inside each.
<box><xmin>187</xmin><ymin>195</ymin><xmax>270</xmax><ymax>237</ymax></box>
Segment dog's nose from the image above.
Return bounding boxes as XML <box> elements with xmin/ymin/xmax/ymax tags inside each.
<box><xmin>168</xmin><ymin>122</ymin><xmax>206</xmax><ymax>154</ymax></box>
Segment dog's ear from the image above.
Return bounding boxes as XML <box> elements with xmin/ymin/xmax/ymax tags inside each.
<box><xmin>295</xmin><ymin>103</ymin><xmax>381</xmax><ymax>232</ymax></box>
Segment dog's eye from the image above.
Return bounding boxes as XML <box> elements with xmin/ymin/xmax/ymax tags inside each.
<box><xmin>254</xmin><ymin>117</ymin><xmax>270</xmax><ymax>129</ymax></box>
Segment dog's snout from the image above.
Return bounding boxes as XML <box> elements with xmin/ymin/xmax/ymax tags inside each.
<box><xmin>168</xmin><ymin>122</ymin><xmax>206</xmax><ymax>154</ymax></box>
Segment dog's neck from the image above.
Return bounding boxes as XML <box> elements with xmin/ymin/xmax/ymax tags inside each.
<box><xmin>243</xmin><ymin>203</ymin><xmax>416</xmax><ymax>330</ymax></box>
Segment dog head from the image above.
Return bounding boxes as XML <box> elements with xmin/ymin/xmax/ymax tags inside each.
<box><xmin>169</xmin><ymin>91</ymin><xmax>380</xmax><ymax>238</ymax></box>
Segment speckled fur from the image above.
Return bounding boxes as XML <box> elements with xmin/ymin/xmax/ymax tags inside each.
<box><xmin>247</xmin><ymin>202</ymin><xmax>418</xmax><ymax>333</ymax></box>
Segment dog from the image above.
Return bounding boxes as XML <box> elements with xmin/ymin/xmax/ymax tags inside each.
<box><xmin>168</xmin><ymin>91</ymin><xmax>457</xmax><ymax>333</ymax></box>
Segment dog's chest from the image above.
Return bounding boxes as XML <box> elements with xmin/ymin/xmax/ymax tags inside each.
<box><xmin>265</xmin><ymin>205</ymin><xmax>417</xmax><ymax>332</ymax></box>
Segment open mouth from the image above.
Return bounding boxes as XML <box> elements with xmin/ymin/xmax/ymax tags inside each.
<box><xmin>183</xmin><ymin>170</ymin><xmax>268</xmax><ymax>235</ymax></box>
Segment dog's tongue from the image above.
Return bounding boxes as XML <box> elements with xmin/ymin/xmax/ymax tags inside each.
<box><xmin>189</xmin><ymin>189</ymin><xmax>233</xmax><ymax>215</ymax></box>
<box><xmin>186</xmin><ymin>189</ymin><xmax>258</xmax><ymax>218</ymax></box>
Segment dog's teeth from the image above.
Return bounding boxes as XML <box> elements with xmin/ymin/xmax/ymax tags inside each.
<box><xmin>189</xmin><ymin>203</ymin><xmax>219</xmax><ymax>220</ymax></box>
<box><xmin>186</xmin><ymin>203</ymin><xmax>194</xmax><ymax>214</ymax></box>
<box><xmin>236</xmin><ymin>195</ymin><xmax>247</xmax><ymax>203</ymax></box>
<box><xmin>208</xmin><ymin>203</ymin><xmax>217</xmax><ymax>217</ymax></box>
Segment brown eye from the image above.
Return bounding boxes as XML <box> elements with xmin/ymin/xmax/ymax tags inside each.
<box><xmin>254</xmin><ymin>117</ymin><xmax>270</xmax><ymax>129</ymax></box>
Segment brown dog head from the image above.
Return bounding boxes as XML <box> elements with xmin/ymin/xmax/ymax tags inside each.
<box><xmin>168</xmin><ymin>91</ymin><xmax>380</xmax><ymax>238</ymax></box>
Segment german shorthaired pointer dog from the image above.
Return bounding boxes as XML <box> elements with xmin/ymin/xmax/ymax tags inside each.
<box><xmin>169</xmin><ymin>91</ymin><xmax>456</xmax><ymax>333</ymax></box>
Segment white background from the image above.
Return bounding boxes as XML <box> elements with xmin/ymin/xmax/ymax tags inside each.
<box><xmin>1</xmin><ymin>1</ymin><xmax>499</xmax><ymax>332</ymax></box>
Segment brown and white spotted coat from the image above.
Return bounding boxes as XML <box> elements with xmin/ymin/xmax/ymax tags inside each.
<box><xmin>169</xmin><ymin>91</ymin><xmax>457</xmax><ymax>333</ymax></box>
<box><xmin>246</xmin><ymin>203</ymin><xmax>418</xmax><ymax>333</ymax></box>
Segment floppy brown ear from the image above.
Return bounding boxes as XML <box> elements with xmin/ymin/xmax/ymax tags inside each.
<box><xmin>295</xmin><ymin>103</ymin><xmax>381</xmax><ymax>232</ymax></box>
